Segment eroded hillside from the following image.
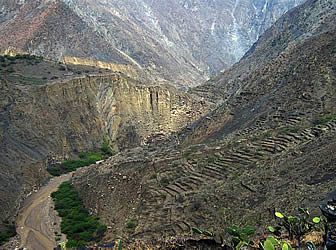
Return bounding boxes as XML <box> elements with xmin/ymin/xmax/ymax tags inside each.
<box><xmin>0</xmin><ymin>57</ymin><xmax>208</xmax><ymax>229</ymax></box>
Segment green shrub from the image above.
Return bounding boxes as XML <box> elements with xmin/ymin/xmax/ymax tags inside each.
<box><xmin>101</xmin><ymin>139</ymin><xmax>114</xmax><ymax>157</ymax></box>
<box><xmin>47</xmin><ymin>148</ymin><xmax>111</xmax><ymax>176</ymax></box>
<box><xmin>126</xmin><ymin>219</ymin><xmax>137</xmax><ymax>229</ymax></box>
<box><xmin>0</xmin><ymin>224</ymin><xmax>16</xmax><ymax>245</ymax></box>
<box><xmin>51</xmin><ymin>182</ymin><xmax>106</xmax><ymax>248</ymax></box>
<box><xmin>7</xmin><ymin>56</ymin><xmax>16</xmax><ymax>61</ymax></box>
<box><xmin>6</xmin><ymin>67</ymin><xmax>15</xmax><ymax>73</ymax></box>
<box><xmin>160</xmin><ymin>177</ymin><xmax>169</xmax><ymax>186</ymax></box>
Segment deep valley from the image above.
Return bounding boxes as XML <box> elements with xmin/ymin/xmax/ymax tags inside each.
<box><xmin>0</xmin><ymin>0</ymin><xmax>336</xmax><ymax>249</ymax></box>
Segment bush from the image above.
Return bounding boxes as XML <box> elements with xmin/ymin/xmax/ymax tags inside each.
<box><xmin>0</xmin><ymin>224</ymin><xmax>16</xmax><ymax>245</ymax></box>
<box><xmin>51</xmin><ymin>182</ymin><xmax>107</xmax><ymax>248</ymax></box>
<box><xmin>6</xmin><ymin>56</ymin><xmax>16</xmax><ymax>61</ymax></box>
<box><xmin>101</xmin><ymin>139</ymin><xmax>114</xmax><ymax>157</ymax></box>
<box><xmin>126</xmin><ymin>219</ymin><xmax>137</xmax><ymax>229</ymax></box>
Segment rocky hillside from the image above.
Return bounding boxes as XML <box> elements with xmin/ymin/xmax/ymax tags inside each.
<box><xmin>70</xmin><ymin>0</ymin><xmax>336</xmax><ymax>246</ymax></box>
<box><xmin>192</xmin><ymin>0</ymin><xmax>336</xmax><ymax>103</ymax></box>
<box><xmin>0</xmin><ymin>0</ymin><xmax>304</xmax><ymax>86</ymax></box>
<box><xmin>0</xmin><ymin>58</ymin><xmax>208</xmax><ymax>227</ymax></box>
<box><xmin>188</xmin><ymin>0</ymin><xmax>336</xmax><ymax>143</ymax></box>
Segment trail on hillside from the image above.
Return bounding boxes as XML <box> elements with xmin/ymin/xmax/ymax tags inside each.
<box><xmin>16</xmin><ymin>173</ymin><xmax>72</xmax><ymax>250</ymax></box>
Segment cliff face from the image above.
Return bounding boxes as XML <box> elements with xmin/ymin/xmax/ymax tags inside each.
<box><xmin>0</xmin><ymin>0</ymin><xmax>305</xmax><ymax>86</ymax></box>
<box><xmin>0</xmin><ymin>72</ymin><xmax>208</xmax><ymax>223</ymax></box>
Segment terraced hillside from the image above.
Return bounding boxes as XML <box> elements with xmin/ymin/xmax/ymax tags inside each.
<box><xmin>71</xmin><ymin>0</ymin><xmax>336</xmax><ymax>246</ymax></box>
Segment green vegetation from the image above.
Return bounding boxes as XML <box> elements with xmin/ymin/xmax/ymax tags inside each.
<box><xmin>226</xmin><ymin>225</ymin><xmax>255</xmax><ymax>249</ymax></box>
<box><xmin>160</xmin><ymin>177</ymin><xmax>169</xmax><ymax>186</ymax></box>
<box><xmin>51</xmin><ymin>181</ymin><xmax>106</xmax><ymax>248</ymax></box>
<box><xmin>0</xmin><ymin>54</ymin><xmax>43</xmax><ymax>62</ymax></box>
<box><xmin>192</xmin><ymin>227</ymin><xmax>214</xmax><ymax>237</ymax></box>
<box><xmin>273</xmin><ymin>209</ymin><xmax>322</xmax><ymax>245</ymax></box>
<box><xmin>101</xmin><ymin>138</ymin><xmax>114</xmax><ymax>157</ymax></box>
<box><xmin>0</xmin><ymin>223</ymin><xmax>16</xmax><ymax>246</ymax></box>
<box><xmin>47</xmin><ymin>158</ymin><xmax>96</xmax><ymax>176</ymax></box>
<box><xmin>261</xmin><ymin>235</ymin><xmax>292</xmax><ymax>250</ymax></box>
<box><xmin>126</xmin><ymin>219</ymin><xmax>137</xmax><ymax>229</ymax></box>
<box><xmin>47</xmin><ymin>141</ymin><xmax>115</xmax><ymax>176</ymax></box>
<box><xmin>313</xmin><ymin>114</ymin><xmax>336</xmax><ymax>125</ymax></box>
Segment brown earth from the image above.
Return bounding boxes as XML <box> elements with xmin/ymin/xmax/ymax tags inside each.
<box><xmin>16</xmin><ymin>173</ymin><xmax>71</xmax><ymax>250</ymax></box>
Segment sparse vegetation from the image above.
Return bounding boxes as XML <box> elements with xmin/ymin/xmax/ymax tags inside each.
<box><xmin>314</xmin><ymin>114</ymin><xmax>336</xmax><ymax>125</ymax></box>
<box><xmin>51</xmin><ymin>181</ymin><xmax>106</xmax><ymax>248</ymax></box>
<box><xmin>226</xmin><ymin>225</ymin><xmax>255</xmax><ymax>249</ymax></box>
<box><xmin>101</xmin><ymin>138</ymin><xmax>114</xmax><ymax>157</ymax></box>
<box><xmin>126</xmin><ymin>219</ymin><xmax>137</xmax><ymax>229</ymax></box>
<box><xmin>160</xmin><ymin>177</ymin><xmax>169</xmax><ymax>186</ymax></box>
<box><xmin>272</xmin><ymin>209</ymin><xmax>322</xmax><ymax>245</ymax></box>
<box><xmin>47</xmin><ymin>141</ymin><xmax>114</xmax><ymax>176</ymax></box>
<box><xmin>0</xmin><ymin>223</ymin><xmax>16</xmax><ymax>246</ymax></box>
<box><xmin>58</xmin><ymin>65</ymin><xmax>66</xmax><ymax>71</ymax></box>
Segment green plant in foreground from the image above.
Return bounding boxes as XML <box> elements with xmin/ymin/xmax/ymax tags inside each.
<box><xmin>117</xmin><ymin>239</ymin><xmax>122</xmax><ymax>250</ymax></box>
<box><xmin>261</xmin><ymin>235</ymin><xmax>292</xmax><ymax>250</ymax></box>
<box><xmin>192</xmin><ymin>227</ymin><xmax>215</xmax><ymax>237</ymax></box>
<box><xmin>273</xmin><ymin>209</ymin><xmax>321</xmax><ymax>245</ymax></box>
<box><xmin>226</xmin><ymin>225</ymin><xmax>255</xmax><ymax>249</ymax></box>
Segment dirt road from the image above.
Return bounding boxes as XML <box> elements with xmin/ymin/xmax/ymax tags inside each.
<box><xmin>16</xmin><ymin>173</ymin><xmax>72</xmax><ymax>250</ymax></box>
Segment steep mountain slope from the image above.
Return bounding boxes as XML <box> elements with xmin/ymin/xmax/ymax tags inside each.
<box><xmin>193</xmin><ymin>0</ymin><xmax>336</xmax><ymax>103</ymax></box>
<box><xmin>0</xmin><ymin>1</ymin><xmax>135</xmax><ymax>66</ymax></box>
<box><xmin>0</xmin><ymin>59</ymin><xmax>208</xmax><ymax>229</ymax></box>
<box><xmin>70</xmin><ymin>0</ymin><xmax>336</xmax><ymax>246</ymax></box>
<box><xmin>0</xmin><ymin>0</ymin><xmax>304</xmax><ymax>86</ymax></box>
<box><xmin>187</xmin><ymin>0</ymin><xmax>336</xmax><ymax>143</ymax></box>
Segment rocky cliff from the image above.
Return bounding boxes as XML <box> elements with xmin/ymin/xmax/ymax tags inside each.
<box><xmin>0</xmin><ymin>67</ymin><xmax>208</xmax><ymax>225</ymax></box>
<box><xmin>0</xmin><ymin>0</ymin><xmax>305</xmax><ymax>86</ymax></box>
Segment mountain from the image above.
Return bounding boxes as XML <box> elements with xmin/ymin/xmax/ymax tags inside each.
<box><xmin>192</xmin><ymin>0</ymin><xmax>336</xmax><ymax>103</ymax></box>
<box><xmin>1</xmin><ymin>0</ymin><xmax>335</xmax><ymax>248</ymax></box>
<box><xmin>68</xmin><ymin>0</ymin><xmax>336</xmax><ymax>246</ymax></box>
<box><xmin>0</xmin><ymin>0</ymin><xmax>304</xmax><ymax>86</ymax></box>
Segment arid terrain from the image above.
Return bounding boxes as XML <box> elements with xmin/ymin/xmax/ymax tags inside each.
<box><xmin>16</xmin><ymin>173</ymin><xmax>71</xmax><ymax>250</ymax></box>
<box><xmin>1</xmin><ymin>0</ymin><xmax>336</xmax><ymax>249</ymax></box>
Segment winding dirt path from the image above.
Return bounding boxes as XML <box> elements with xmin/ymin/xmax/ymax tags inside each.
<box><xmin>16</xmin><ymin>173</ymin><xmax>72</xmax><ymax>250</ymax></box>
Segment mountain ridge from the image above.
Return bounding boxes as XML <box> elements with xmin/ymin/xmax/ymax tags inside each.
<box><xmin>0</xmin><ymin>0</ymin><xmax>305</xmax><ymax>86</ymax></box>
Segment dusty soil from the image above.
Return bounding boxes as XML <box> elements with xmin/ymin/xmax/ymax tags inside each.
<box><xmin>16</xmin><ymin>173</ymin><xmax>72</xmax><ymax>250</ymax></box>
